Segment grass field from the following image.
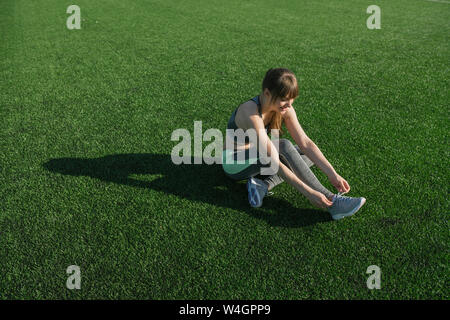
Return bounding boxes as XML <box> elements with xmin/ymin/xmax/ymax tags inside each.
<box><xmin>1</xmin><ymin>0</ymin><xmax>449</xmax><ymax>299</ymax></box>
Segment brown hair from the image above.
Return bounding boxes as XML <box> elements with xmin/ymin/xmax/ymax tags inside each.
<box><xmin>262</xmin><ymin>68</ymin><xmax>299</xmax><ymax>135</ymax></box>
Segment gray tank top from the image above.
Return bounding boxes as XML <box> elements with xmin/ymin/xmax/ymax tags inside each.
<box><xmin>226</xmin><ymin>96</ymin><xmax>270</xmax><ymax>144</ymax></box>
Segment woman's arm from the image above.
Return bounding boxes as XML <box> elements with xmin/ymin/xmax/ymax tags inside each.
<box><xmin>284</xmin><ymin>108</ymin><xmax>337</xmax><ymax>177</ymax></box>
<box><xmin>283</xmin><ymin>107</ymin><xmax>350</xmax><ymax>193</ymax></box>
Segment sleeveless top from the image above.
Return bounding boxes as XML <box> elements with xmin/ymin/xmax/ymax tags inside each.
<box><xmin>226</xmin><ymin>95</ymin><xmax>270</xmax><ymax>145</ymax></box>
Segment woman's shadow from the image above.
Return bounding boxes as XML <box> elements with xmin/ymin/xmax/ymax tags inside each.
<box><xmin>43</xmin><ymin>153</ymin><xmax>330</xmax><ymax>227</ymax></box>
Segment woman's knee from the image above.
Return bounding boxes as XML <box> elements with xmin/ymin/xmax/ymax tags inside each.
<box><xmin>278</xmin><ymin>138</ymin><xmax>295</xmax><ymax>154</ymax></box>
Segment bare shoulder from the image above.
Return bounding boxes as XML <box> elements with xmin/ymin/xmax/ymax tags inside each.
<box><xmin>238</xmin><ymin>100</ymin><xmax>259</xmax><ymax>116</ymax></box>
<box><xmin>235</xmin><ymin>100</ymin><xmax>260</xmax><ymax>128</ymax></box>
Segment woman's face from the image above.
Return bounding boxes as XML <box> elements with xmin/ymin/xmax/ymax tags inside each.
<box><xmin>274</xmin><ymin>97</ymin><xmax>295</xmax><ymax>115</ymax></box>
<box><xmin>263</xmin><ymin>89</ymin><xmax>296</xmax><ymax>114</ymax></box>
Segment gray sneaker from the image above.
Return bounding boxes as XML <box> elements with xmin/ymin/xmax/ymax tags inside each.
<box><xmin>247</xmin><ymin>177</ymin><xmax>272</xmax><ymax>208</ymax></box>
<box><xmin>328</xmin><ymin>193</ymin><xmax>366</xmax><ymax>220</ymax></box>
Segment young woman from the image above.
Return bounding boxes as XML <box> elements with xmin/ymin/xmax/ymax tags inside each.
<box><xmin>222</xmin><ymin>68</ymin><xmax>366</xmax><ymax>220</ymax></box>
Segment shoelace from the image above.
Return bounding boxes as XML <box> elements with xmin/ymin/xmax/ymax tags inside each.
<box><xmin>332</xmin><ymin>191</ymin><xmax>348</xmax><ymax>205</ymax></box>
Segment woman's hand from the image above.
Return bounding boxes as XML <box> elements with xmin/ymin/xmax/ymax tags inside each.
<box><xmin>307</xmin><ymin>191</ymin><xmax>333</xmax><ymax>209</ymax></box>
<box><xmin>328</xmin><ymin>173</ymin><xmax>350</xmax><ymax>194</ymax></box>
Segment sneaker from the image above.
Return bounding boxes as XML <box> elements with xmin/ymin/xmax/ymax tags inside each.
<box><xmin>328</xmin><ymin>192</ymin><xmax>366</xmax><ymax>220</ymax></box>
<box><xmin>247</xmin><ymin>177</ymin><xmax>270</xmax><ymax>208</ymax></box>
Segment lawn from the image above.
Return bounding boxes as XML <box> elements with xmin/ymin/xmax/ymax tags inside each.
<box><xmin>0</xmin><ymin>0</ymin><xmax>448</xmax><ymax>299</ymax></box>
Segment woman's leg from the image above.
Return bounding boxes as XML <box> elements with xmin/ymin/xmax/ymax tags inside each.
<box><xmin>261</xmin><ymin>145</ymin><xmax>313</xmax><ymax>191</ymax></box>
<box><xmin>263</xmin><ymin>139</ymin><xmax>334</xmax><ymax>199</ymax></box>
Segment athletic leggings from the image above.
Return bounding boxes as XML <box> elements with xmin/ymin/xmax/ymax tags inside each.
<box><xmin>222</xmin><ymin>138</ymin><xmax>334</xmax><ymax>198</ymax></box>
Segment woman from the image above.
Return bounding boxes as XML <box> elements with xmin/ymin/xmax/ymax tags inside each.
<box><xmin>222</xmin><ymin>68</ymin><xmax>366</xmax><ymax>220</ymax></box>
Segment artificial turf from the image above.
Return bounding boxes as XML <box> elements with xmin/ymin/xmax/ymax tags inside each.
<box><xmin>0</xmin><ymin>0</ymin><xmax>448</xmax><ymax>299</ymax></box>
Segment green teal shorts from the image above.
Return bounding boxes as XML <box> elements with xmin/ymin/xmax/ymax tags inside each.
<box><xmin>222</xmin><ymin>149</ymin><xmax>265</xmax><ymax>181</ymax></box>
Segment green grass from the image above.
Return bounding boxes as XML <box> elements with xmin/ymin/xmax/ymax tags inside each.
<box><xmin>0</xmin><ymin>0</ymin><xmax>448</xmax><ymax>299</ymax></box>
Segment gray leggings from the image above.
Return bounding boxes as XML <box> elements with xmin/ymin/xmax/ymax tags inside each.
<box><xmin>224</xmin><ymin>138</ymin><xmax>334</xmax><ymax>198</ymax></box>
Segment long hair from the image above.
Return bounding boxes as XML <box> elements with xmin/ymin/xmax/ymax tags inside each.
<box><xmin>262</xmin><ymin>68</ymin><xmax>299</xmax><ymax>136</ymax></box>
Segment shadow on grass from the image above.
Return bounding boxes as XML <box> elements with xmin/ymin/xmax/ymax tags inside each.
<box><xmin>43</xmin><ymin>153</ymin><xmax>330</xmax><ymax>228</ymax></box>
